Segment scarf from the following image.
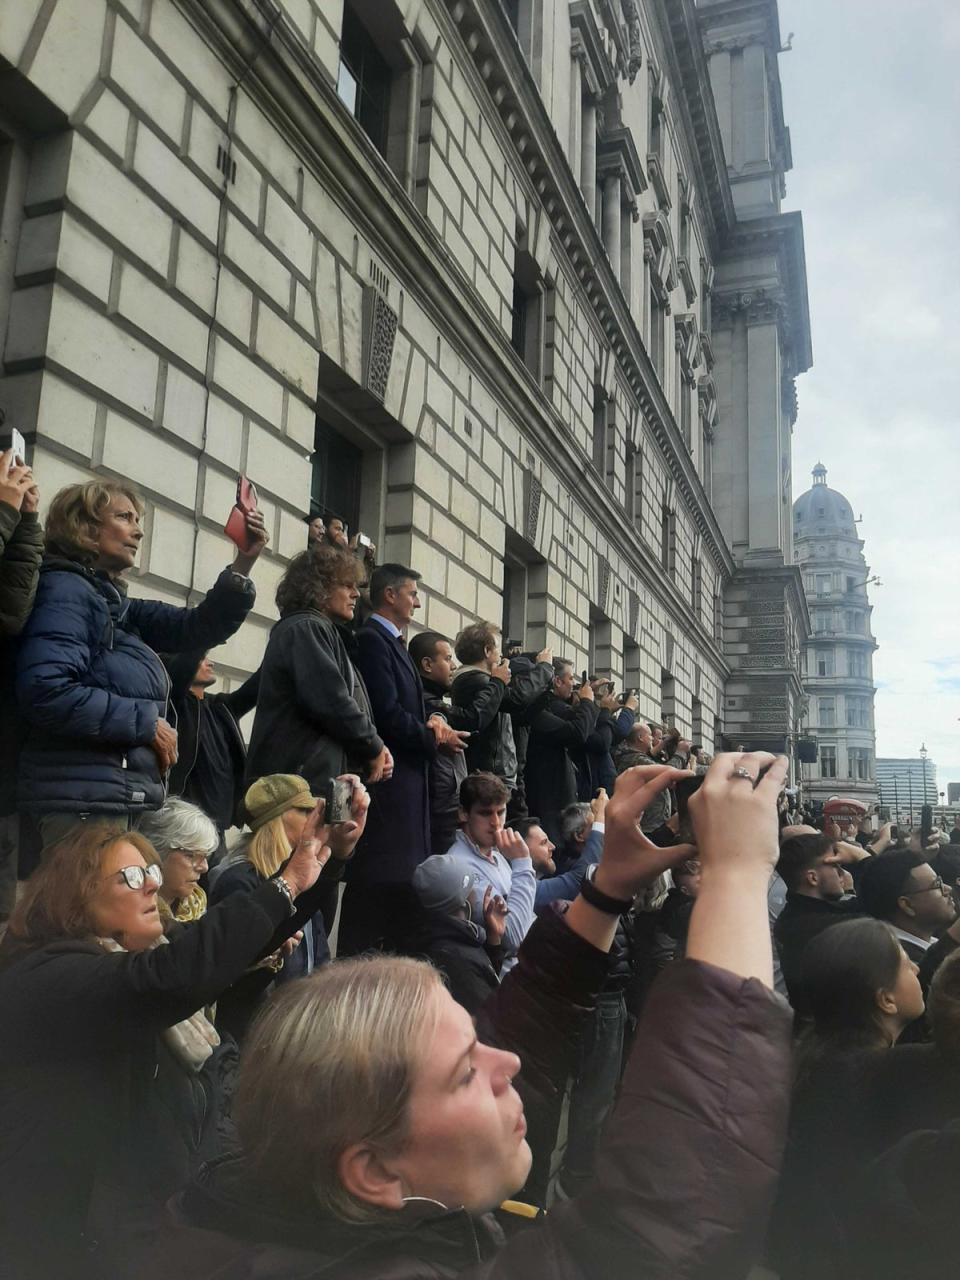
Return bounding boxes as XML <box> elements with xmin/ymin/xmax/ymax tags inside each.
<box><xmin>173</xmin><ymin>884</ymin><xmax>208</xmax><ymax>923</ymax></box>
<box><xmin>98</xmin><ymin>933</ymin><xmax>220</xmax><ymax>1072</ymax></box>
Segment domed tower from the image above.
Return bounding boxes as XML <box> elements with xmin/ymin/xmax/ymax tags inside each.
<box><xmin>793</xmin><ymin>464</ymin><xmax>879</xmax><ymax>808</ymax></box>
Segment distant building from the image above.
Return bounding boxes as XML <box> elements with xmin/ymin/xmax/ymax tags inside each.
<box><xmin>793</xmin><ymin>464</ymin><xmax>878</xmax><ymax>807</ymax></box>
<box><xmin>949</xmin><ymin>782</ymin><xmax>960</xmax><ymax>806</ymax></box>
<box><xmin>876</xmin><ymin>757</ymin><xmax>939</xmax><ymax>817</ymax></box>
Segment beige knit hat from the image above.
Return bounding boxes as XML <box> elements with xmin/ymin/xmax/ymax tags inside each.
<box><xmin>244</xmin><ymin>774</ymin><xmax>317</xmax><ymax>832</ymax></box>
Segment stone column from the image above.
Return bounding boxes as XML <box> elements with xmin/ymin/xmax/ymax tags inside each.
<box><xmin>580</xmin><ymin>99</ymin><xmax>596</xmax><ymax>220</ymax></box>
<box><xmin>745</xmin><ymin>313</ymin><xmax>783</xmax><ymax>557</ymax></box>
<box><xmin>602</xmin><ymin>172</ymin><xmax>622</xmax><ymax>284</ymax></box>
<box><xmin>569</xmin><ymin>54</ymin><xmax>583</xmax><ymax>186</ymax></box>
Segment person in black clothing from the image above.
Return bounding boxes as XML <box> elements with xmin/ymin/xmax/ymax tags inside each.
<box><xmin>572</xmin><ymin>679</ymin><xmax>636</xmax><ymax>802</ymax></box>
<box><xmin>523</xmin><ymin>658</ymin><xmax>598</xmax><ymax>846</ymax></box>
<box><xmin>768</xmin><ymin>917</ymin><xmax>924</xmax><ymax>1280</ymax></box>
<box><xmin>0</xmin><ymin>801</ymin><xmax>340</xmax><ymax>1280</ymax></box>
<box><xmin>408</xmin><ymin>853</ymin><xmax>507</xmax><ymax>1015</ymax></box>
<box><xmin>916</xmin><ymin>846</ymin><xmax>960</xmax><ymax>992</ymax></box>
<box><xmin>773</xmin><ymin>832</ymin><xmax>863</xmax><ymax>1009</ymax></box>
<box><xmin>451</xmin><ymin>623</ymin><xmax>554</xmax><ymax>818</ymax></box>
<box><xmin>858</xmin><ymin>848</ymin><xmax>957</xmax><ymax>964</ymax></box>
<box><xmin>409</xmin><ymin>630</ymin><xmax>494</xmax><ymax>856</ymax></box>
<box><xmin>164</xmin><ymin>650</ymin><xmax>260</xmax><ymax>856</ymax></box>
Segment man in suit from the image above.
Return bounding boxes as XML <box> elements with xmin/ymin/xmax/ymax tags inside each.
<box><xmin>339</xmin><ymin>563</ymin><xmax>467</xmax><ymax>954</ymax></box>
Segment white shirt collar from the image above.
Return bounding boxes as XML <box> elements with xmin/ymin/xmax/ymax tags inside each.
<box><xmin>891</xmin><ymin>926</ymin><xmax>934</xmax><ymax>952</ymax></box>
<box><xmin>370</xmin><ymin>612</ymin><xmax>402</xmax><ymax>639</ymax></box>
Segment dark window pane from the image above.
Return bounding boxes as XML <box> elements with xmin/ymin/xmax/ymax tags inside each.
<box><xmin>312</xmin><ymin>419</ymin><xmax>363</xmax><ymax>534</ymax></box>
<box><xmin>339</xmin><ymin>6</ymin><xmax>391</xmax><ymax>156</ymax></box>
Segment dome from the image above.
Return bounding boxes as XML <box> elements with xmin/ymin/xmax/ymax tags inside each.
<box><xmin>793</xmin><ymin>463</ymin><xmax>858</xmax><ymax>538</ymax></box>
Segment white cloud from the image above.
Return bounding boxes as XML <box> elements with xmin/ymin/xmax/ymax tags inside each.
<box><xmin>779</xmin><ymin>0</ymin><xmax>960</xmax><ymax>793</ymax></box>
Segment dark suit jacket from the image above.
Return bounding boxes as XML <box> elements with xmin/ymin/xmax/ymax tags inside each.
<box><xmin>351</xmin><ymin>618</ymin><xmax>435</xmax><ymax>885</ymax></box>
<box><xmin>523</xmin><ymin>695</ymin><xmax>598</xmax><ymax>842</ymax></box>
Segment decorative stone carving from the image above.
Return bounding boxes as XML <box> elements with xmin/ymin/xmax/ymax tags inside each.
<box><xmin>523</xmin><ymin>469</ymin><xmax>542</xmax><ymax>546</ymax></box>
<box><xmin>597</xmin><ymin>554</ymin><xmax>611</xmax><ymax>614</ymax></box>
<box><xmin>643</xmin><ymin>209</ymin><xmax>677</xmax><ymax>305</ymax></box>
<box><xmin>361</xmin><ymin>286</ymin><xmax>398</xmax><ymax>403</ymax></box>
<box><xmin>621</xmin><ymin>0</ymin><xmax>643</xmax><ymax>84</ymax></box>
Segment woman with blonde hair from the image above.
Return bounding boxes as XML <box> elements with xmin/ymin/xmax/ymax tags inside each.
<box><xmin>152</xmin><ymin>755</ymin><xmax>796</xmax><ymax>1280</ymax></box>
<box><xmin>14</xmin><ymin>479</ymin><xmax>268</xmax><ymax>847</ymax></box>
<box><xmin>0</xmin><ymin>799</ymin><xmax>338</xmax><ymax>1279</ymax></box>
<box><xmin>209</xmin><ymin>773</ymin><xmax>365</xmax><ymax>1041</ymax></box>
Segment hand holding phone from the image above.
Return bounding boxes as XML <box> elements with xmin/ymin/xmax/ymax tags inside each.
<box><xmin>224</xmin><ymin>475</ymin><xmax>259</xmax><ymax>554</ymax></box>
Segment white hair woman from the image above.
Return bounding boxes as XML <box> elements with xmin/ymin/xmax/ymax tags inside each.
<box><xmin>155</xmin><ymin>753</ymin><xmax>795</xmax><ymax>1280</ymax></box>
<box><xmin>137</xmin><ymin>798</ymin><xmax>220</xmax><ymax>922</ymax></box>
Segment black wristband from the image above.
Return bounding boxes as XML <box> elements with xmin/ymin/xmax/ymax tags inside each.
<box><xmin>580</xmin><ymin>866</ymin><xmax>635</xmax><ymax>915</ymax></box>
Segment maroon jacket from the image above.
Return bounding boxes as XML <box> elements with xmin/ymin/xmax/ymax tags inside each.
<box><xmin>115</xmin><ymin>920</ymin><xmax>793</xmax><ymax>1280</ymax></box>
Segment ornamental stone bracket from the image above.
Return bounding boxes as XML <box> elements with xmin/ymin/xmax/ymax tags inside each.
<box><xmin>621</xmin><ymin>0</ymin><xmax>644</xmax><ymax>84</ymax></box>
<box><xmin>677</xmin><ymin>256</ymin><xmax>697</xmax><ymax>306</ymax></box>
<box><xmin>674</xmin><ymin>313</ymin><xmax>701</xmax><ymax>379</ymax></box>
<box><xmin>646</xmin><ymin>152</ymin><xmax>671</xmax><ymax>211</ymax></box>
<box><xmin>597</xmin><ymin>125</ymin><xmax>647</xmax><ymax>218</ymax></box>
<box><xmin>698</xmin><ymin>375</ymin><xmax>719</xmax><ymax>431</ymax></box>
<box><xmin>643</xmin><ymin>208</ymin><xmax>678</xmax><ymax>306</ymax></box>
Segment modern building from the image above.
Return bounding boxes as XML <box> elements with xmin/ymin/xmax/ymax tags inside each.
<box><xmin>0</xmin><ymin>0</ymin><xmax>810</xmax><ymax>753</ymax></box>
<box><xmin>793</xmin><ymin>463</ymin><xmax>878</xmax><ymax>807</ymax></box>
<box><xmin>876</xmin><ymin>756</ymin><xmax>939</xmax><ymax>820</ymax></box>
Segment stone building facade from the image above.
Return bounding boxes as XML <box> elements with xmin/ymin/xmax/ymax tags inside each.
<box><xmin>0</xmin><ymin>0</ymin><xmax>810</xmax><ymax>752</ymax></box>
<box><xmin>794</xmin><ymin>463</ymin><xmax>879</xmax><ymax>808</ymax></box>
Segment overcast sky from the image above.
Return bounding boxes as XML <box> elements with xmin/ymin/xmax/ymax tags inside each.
<box><xmin>777</xmin><ymin>0</ymin><xmax>960</xmax><ymax>798</ymax></box>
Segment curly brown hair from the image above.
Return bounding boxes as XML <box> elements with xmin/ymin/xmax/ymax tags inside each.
<box><xmin>276</xmin><ymin>545</ymin><xmax>365</xmax><ymax>617</ymax></box>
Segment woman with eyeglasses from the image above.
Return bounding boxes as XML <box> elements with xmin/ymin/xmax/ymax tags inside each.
<box><xmin>767</xmin><ymin>917</ymin><xmax>924</xmax><ymax>1280</ymax></box>
<box><xmin>0</xmin><ymin>797</ymin><xmax>360</xmax><ymax>1280</ymax></box>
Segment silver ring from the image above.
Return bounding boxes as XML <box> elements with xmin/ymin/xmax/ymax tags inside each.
<box><xmin>732</xmin><ymin>767</ymin><xmax>756</xmax><ymax>782</ymax></box>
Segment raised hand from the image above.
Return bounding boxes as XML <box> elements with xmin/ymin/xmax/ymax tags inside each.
<box><xmin>482</xmin><ymin>885</ymin><xmax>509</xmax><ymax>947</ymax></box>
<box><xmin>0</xmin><ymin>450</ymin><xmax>34</xmax><ymax>513</ymax></box>
<box><xmin>327</xmin><ymin>776</ymin><xmax>370</xmax><ymax>861</ymax></box>
<box><xmin>491</xmin><ymin>661</ymin><xmax>512</xmax><ymax>685</ymax></box>
<box><xmin>232</xmin><ymin>508</ymin><xmax>269</xmax><ymax>574</ymax></box>
<box><xmin>535</xmin><ymin>647</ymin><xmax>553</xmax><ymax>665</ymax></box>
<box><xmin>495</xmin><ymin>827</ymin><xmax>530</xmax><ymax>862</ymax></box>
<box><xmin>282</xmin><ymin>799</ymin><xmax>332</xmax><ymax>896</ymax></box>
<box><xmin>687</xmin><ymin>751</ymin><xmax>789</xmax><ymax>880</ymax></box>
<box><xmin>591</xmin><ymin>765</ymin><xmax>693</xmax><ymax>902</ymax></box>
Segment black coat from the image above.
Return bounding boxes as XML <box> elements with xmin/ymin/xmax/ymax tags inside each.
<box><xmin>773</xmin><ymin>892</ymin><xmax>863</xmax><ymax>1009</ymax></box>
<box><xmin>449</xmin><ymin>667</ymin><xmax>508</xmax><ymax>777</ymax></box>
<box><xmin>139</xmin><ymin>925</ymin><xmax>792</xmax><ymax>1280</ymax></box>
<box><xmin>405</xmin><ymin>909</ymin><xmax>503</xmax><ymax>1016</ymax></box>
<box><xmin>0</xmin><ymin>882</ymin><xmax>292</xmax><ymax>1279</ymax></box>
<box><xmin>351</xmin><ymin>618</ymin><xmax>435</xmax><ymax>885</ymax></box>
<box><xmin>523</xmin><ymin>696</ymin><xmax>598</xmax><ymax>840</ymax></box>
<box><xmin>245</xmin><ymin>610</ymin><xmax>383</xmax><ymax>791</ymax></box>
<box><xmin>165</xmin><ymin>650</ymin><xmax>260</xmax><ymax>830</ymax></box>
<box><xmin>421</xmin><ymin>677</ymin><xmax>472</xmax><ymax>856</ymax></box>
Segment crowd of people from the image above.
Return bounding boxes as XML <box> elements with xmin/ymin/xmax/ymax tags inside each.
<box><xmin>0</xmin><ymin>453</ymin><xmax>958</xmax><ymax>1278</ymax></box>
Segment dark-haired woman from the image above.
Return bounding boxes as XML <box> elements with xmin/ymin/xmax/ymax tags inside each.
<box><xmin>768</xmin><ymin>917</ymin><xmax>924</xmax><ymax>1279</ymax></box>
<box><xmin>245</xmin><ymin>545</ymin><xmax>392</xmax><ymax>792</ymax></box>
<box><xmin>0</xmin><ymin>804</ymin><xmax>341</xmax><ymax>1279</ymax></box>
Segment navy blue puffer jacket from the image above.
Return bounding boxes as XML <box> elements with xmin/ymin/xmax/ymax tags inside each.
<box><xmin>15</xmin><ymin>559</ymin><xmax>255</xmax><ymax>815</ymax></box>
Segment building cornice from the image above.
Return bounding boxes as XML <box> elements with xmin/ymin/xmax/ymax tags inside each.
<box><xmin>175</xmin><ymin>0</ymin><xmax>736</xmax><ymax>627</ymax></box>
<box><xmin>653</xmin><ymin>0</ymin><xmax>736</xmax><ymax>246</ymax></box>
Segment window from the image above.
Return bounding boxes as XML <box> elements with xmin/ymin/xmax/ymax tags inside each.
<box><xmin>661</xmin><ymin>504</ymin><xmax>676</xmax><ymax>578</ymax></box>
<box><xmin>820</xmin><ymin>746</ymin><xmax>837</xmax><ymax>779</ymax></box>
<box><xmin>844</xmin><ymin>610</ymin><xmax>865</xmax><ymax>634</ymax></box>
<box><xmin>816</xmin><ymin>649</ymin><xmax>835</xmax><ymax>677</ymax></box>
<box><xmin>849</xmin><ymin>748</ymin><xmax>872</xmax><ymax>781</ymax></box>
<box><xmin>713</xmin><ymin>590</ymin><xmax>723</xmax><ymax>645</ymax></box>
<box><xmin>813</xmin><ymin>610</ymin><xmax>831</xmax><ymax>634</ymax></box>
<box><xmin>312</xmin><ymin>417</ymin><xmax>364</xmax><ymax>536</ymax></box>
<box><xmin>846</xmin><ymin>575</ymin><xmax>857</xmax><ymax>594</ymax></box>
<box><xmin>846</xmin><ymin>697</ymin><xmax>870</xmax><ymax>729</ymax></box>
<box><xmin>511</xmin><ymin>236</ymin><xmax>544</xmax><ymax>380</ymax></box>
<box><xmin>849</xmin><ymin>649</ymin><xmax>868</xmax><ymax>678</ymax></box>
<box><xmin>649</xmin><ymin>87</ymin><xmax>663</xmax><ymax>161</ymax></box>
<box><xmin>679</xmin><ymin>380</ymin><xmax>692</xmax><ymax>449</ymax></box>
<box><xmin>818</xmin><ymin>697</ymin><xmax>836</xmax><ymax>728</ymax></box>
<box><xmin>691</xmin><ymin>553</ymin><xmax>702</xmax><ymax>616</ymax></box>
<box><xmin>338</xmin><ymin>5</ymin><xmax>391</xmax><ymax>156</ymax></box>
<box><xmin>592</xmin><ymin>385</ymin><xmax>608</xmax><ymax>476</ymax></box>
<box><xmin>626</xmin><ymin>443</ymin><xmax>642</xmax><ymax>529</ymax></box>
<box><xmin>649</xmin><ymin>288</ymin><xmax>665</xmax><ymax>381</ymax></box>
<box><xmin>815</xmin><ymin>573</ymin><xmax>831</xmax><ymax>597</ymax></box>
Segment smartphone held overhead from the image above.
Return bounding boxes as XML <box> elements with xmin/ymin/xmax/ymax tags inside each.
<box><xmin>224</xmin><ymin>475</ymin><xmax>259</xmax><ymax>553</ymax></box>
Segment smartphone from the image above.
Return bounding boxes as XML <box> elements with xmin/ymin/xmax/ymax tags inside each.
<box><xmin>0</xmin><ymin>427</ymin><xmax>26</xmax><ymax>463</ymax></box>
<box><xmin>322</xmin><ymin>776</ymin><xmax>353</xmax><ymax>824</ymax></box>
<box><xmin>890</xmin><ymin>824</ymin><xmax>899</xmax><ymax>841</ymax></box>
<box><xmin>870</xmin><ymin>814</ymin><xmax>879</xmax><ymax>833</ymax></box>
<box><xmin>224</xmin><ymin>475</ymin><xmax>259</xmax><ymax>553</ymax></box>
<box><xmin>581</xmin><ymin>670</ymin><xmax>588</xmax><ymax>685</ymax></box>
<box><xmin>356</xmin><ymin>532</ymin><xmax>372</xmax><ymax>549</ymax></box>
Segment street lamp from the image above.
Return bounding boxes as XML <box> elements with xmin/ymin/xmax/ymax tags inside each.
<box><xmin>920</xmin><ymin>743</ymin><xmax>929</xmax><ymax>811</ymax></box>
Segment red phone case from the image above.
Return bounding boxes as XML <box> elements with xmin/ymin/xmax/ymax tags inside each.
<box><xmin>224</xmin><ymin>476</ymin><xmax>258</xmax><ymax>553</ymax></box>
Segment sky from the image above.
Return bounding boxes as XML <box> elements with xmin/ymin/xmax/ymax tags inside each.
<box><xmin>777</xmin><ymin>0</ymin><xmax>960</xmax><ymax>797</ymax></box>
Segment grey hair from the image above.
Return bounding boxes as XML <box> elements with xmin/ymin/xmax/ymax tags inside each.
<box><xmin>136</xmin><ymin>798</ymin><xmax>219</xmax><ymax>859</ymax></box>
<box><xmin>560</xmin><ymin>802</ymin><xmax>592</xmax><ymax>845</ymax></box>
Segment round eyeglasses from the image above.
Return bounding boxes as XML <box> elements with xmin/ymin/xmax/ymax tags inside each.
<box><xmin>112</xmin><ymin>864</ymin><xmax>164</xmax><ymax>891</ymax></box>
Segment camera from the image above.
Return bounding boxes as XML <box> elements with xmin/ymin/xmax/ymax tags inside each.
<box><xmin>0</xmin><ymin>427</ymin><xmax>26</xmax><ymax>464</ymax></box>
<box><xmin>322</xmin><ymin>776</ymin><xmax>354</xmax><ymax>824</ymax></box>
